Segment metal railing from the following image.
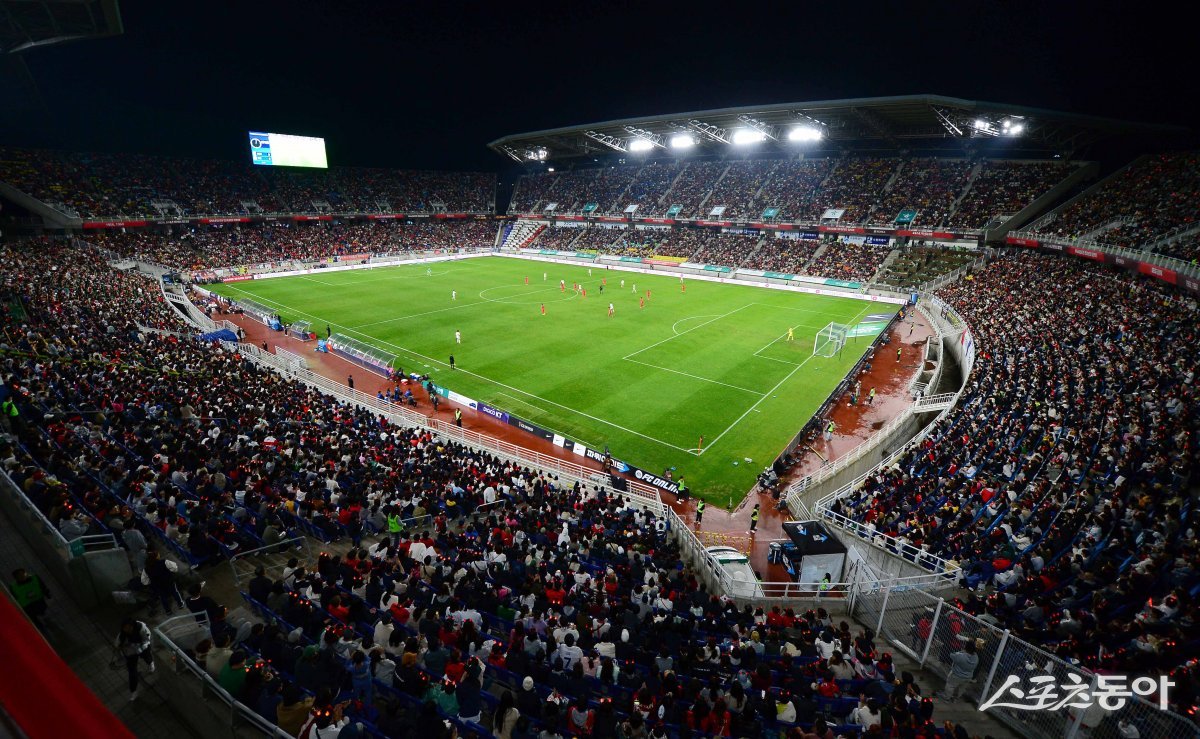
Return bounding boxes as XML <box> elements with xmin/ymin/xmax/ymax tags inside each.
<box><xmin>1010</xmin><ymin>230</ymin><xmax>1200</xmax><ymax>279</ymax></box>
<box><xmin>0</xmin><ymin>469</ymin><xmax>117</xmax><ymax>559</ymax></box>
<box><xmin>856</xmin><ymin>585</ymin><xmax>1200</xmax><ymax>739</ymax></box>
<box><xmin>153</xmin><ymin>614</ymin><xmax>296</xmax><ymax>739</ymax></box>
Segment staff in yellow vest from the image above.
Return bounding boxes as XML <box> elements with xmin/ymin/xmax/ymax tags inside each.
<box><xmin>749</xmin><ymin>503</ymin><xmax>760</xmax><ymax>534</ymax></box>
<box><xmin>8</xmin><ymin>568</ymin><xmax>50</xmax><ymax>631</ymax></box>
<box><xmin>386</xmin><ymin>509</ymin><xmax>403</xmax><ymax>547</ymax></box>
<box><xmin>695</xmin><ymin>500</ymin><xmax>705</xmax><ymax>526</ymax></box>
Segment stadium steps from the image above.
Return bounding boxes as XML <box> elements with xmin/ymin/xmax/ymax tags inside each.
<box><xmin>880</xmin><ymin>157</ymin><xmax>907</xmax><ymax>193</ymax></box>
<box><xmin>736</xmin><ymin>235</ymin><xmax>769</xmax><ymax>269</ymax></box>
<box><xmin>807</xmin><ymin>242</ymin><xmax>829</xmax><ymax>265</ymax></box>
<box><xmin>656</xmin><ymin>160</ymin><xmax>692</xmax><ymax>214</ymax></box>
<box><xmin>869</xmin><ymin>248</ymin><xmax>901</xmax><ymax>284</ymax></box>
<box><xmin>694</xmin><ymin>163</ymin><xmax>731</xmax><ymax>217</ymax></box>
<box><xmin>944</xmin><ymin>160</ymin><xmax>984</xmax><ymax>224</ymax></box>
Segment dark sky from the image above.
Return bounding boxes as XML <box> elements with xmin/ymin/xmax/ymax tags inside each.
<box><xmin>4</xmin><ymin>0</ymin><xmax>1193</xmax><ymax>172</ymax></box>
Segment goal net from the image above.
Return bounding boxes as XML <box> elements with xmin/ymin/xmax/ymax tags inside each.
<box><xmin>813</xmin><ymin>322</ymin><xmax>848</xmax><ymax>358</ymax></box>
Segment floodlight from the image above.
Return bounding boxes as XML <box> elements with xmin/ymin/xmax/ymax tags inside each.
<box><xmin>629</xmin><ymin>138</ymin><xmax>654</xmax><ymax>152</ymax></box>
<box><xmin>526</xmin><ymin>147</ymin><xmax>549</xmax><ymax>161</ymax></box>
<box><xmin>670</xmin><ymin>134</ymin><xmax>696</xmax><ymax>149</ymax></box>
<box><xmin>732</xmin><ymin>129</ymin><xmax>766</xmax><ymax>145</ymax></box>
<box><xmin>787</xmin><ymin>126</ymin><xmax>823</xmax><ymax>142</ymax></box>
<box><xmin>548</xmin><ymin>167</ymin><xmax>555</xmax><ymax>172</ymax></box>
<box><xmin>973</xmin><ymin>119</ymin><xmax>989</xmax><ymax>130</ymax></box>
<box><xmin>1007</xmin><ymin>123</ymin><xmax>1024</xmax><ymax>136</ymax></box>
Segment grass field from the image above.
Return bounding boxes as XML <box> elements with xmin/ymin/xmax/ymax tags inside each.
<box><xmin>210</xmin><ymin>256</ymin><xmax>890</xmax><ymax>502</ymax></box>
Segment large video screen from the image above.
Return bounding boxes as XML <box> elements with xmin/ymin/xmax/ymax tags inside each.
<box><xmin>248</xmin><ymin>131</ymin><xmax>328</xmax><ymax>168</ymax></box>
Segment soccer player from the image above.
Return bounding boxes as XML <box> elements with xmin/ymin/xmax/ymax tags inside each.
<box><xmin>525</xmin><ymin>276</ymin><xmax>529</xmax><ymax>285</ymax></box>
<box><xmin>599</xmin><ymin>284</ymin><xmax>604</xmax><ymax>294</ymax></box>
<box><xmin>620</xmin><ymin>279</ymin><xmax>625</xmax><ymax>288</ymax></box>
<box><xmin>543</xmin><ymin>272</ymin><xmax>547</xmax><ymax>281</ymax></box>
<box><xmin>681</xmin><ymin>282</ymin><xmax>686</xmax><ymax>293</ymax></box>
<box><xmin>608</xmin><ymin>302</ymin><xmax>615</xmax><ymax>317</ymax></box>
<box><xmin>451</xmin><ymin>290</ymin><xmax>457</xmax><ymax>301</ymax></box>
<box><xmin>582</xmin><ymin>288</ymin><xmax>587</xmax><ymax>297</ymax></box>
<box><xmin>449</xmin><ymin>354</ymin><xmax>456</xmax><ymax>370</ymax></box>
<box><xmin>646</xmin><ymin>289</ymin><xmax>651</xmax><ymax>300</ymax></box>
<box><xmin>426</xmin><ymin>267</ymin><xmax>432</xmax><ymax>277</ymax></box>
<box><xmin>588</xmin><ymin>268</ymin><xmax>592</xmax><ymax>276</ymax></box>
<box><xmin>639</xmin><ymin>297</ymin><xmax>645</xmax><ymax>309</ymax></box>
<box><xmin>632</xmin><ymin>283</ymin><xmax>636</xmax><ymax>294</ymax></box>
<box><xmin>560</xmin><ymin>279</ymin><xmax>566</xmax><ymax>291</ymax></box>
<box><xmin>786</xmin><ymin>327</ymin><xmax>794</xmax><ymax>342</ymax></box>
<box><xmin>455</xmin><ymin>330</ymin><xmax>461</xmax><ymax>344</ymax></box>
<box><xmin>540</xmin><ymin>303</ymin><xmax>546</xmax><ymax>316</ymax></box>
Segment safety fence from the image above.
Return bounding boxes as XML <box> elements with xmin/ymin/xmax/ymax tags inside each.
<box><xmin>855</xmin><ymin>585</ymin><xmax>1200</xmax><ymax>739</ymax></box>
<box><xmin>153</xmin><ymin>614</ymin><xmax>294</xmax><ymax>739</ymax></box>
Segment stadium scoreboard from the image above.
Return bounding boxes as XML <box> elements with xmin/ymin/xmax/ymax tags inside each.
<box><xmin>248</xmin><ymin>131</ymin><xmax>328</xmax><ymax>168</ymax></box>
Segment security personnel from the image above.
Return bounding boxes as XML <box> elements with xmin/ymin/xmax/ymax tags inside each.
<box><xmin>8</xmin><ymin>568</ymin><xmax>50</xmax><ymax>630</ymax></box>
<box><xmin>749</xmin><ymin>503</ymin><xmax>760</xmax><ymax>534</ymax></box>
<box><xmin>695</xmin><ymin>499</ymin><xmax>705</xmax><ymax>526</ymax></box>
<box><xmin>386</xmin><ymin>509</ymin><xmax>402</xmax><ymax>547</ymax></box>
<box><xmin>1</xmin><ymin>394</ymin><xmax>19</xmax><ymax>432</ymax></box>
<box><xmin>819</xmin><ymin>573</ymin><xmax>832</xmax><ymax>592</ymax></box>
<box><xmin>454</xmin><ymin>408</ymin><xmax>463</xmax><ymax>428</ymax></box>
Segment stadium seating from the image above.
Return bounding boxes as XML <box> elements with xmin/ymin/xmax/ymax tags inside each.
<box><xmin>751</xmin><ymin>160</ymin><xmax>832</xmax><ymax>222</ymax></box>
<box><xmin>87</xmin><ymin>221</ymin><xmax>497</xmax><ymax>270</ymax></box>
<box><xmin>0</xmin><ymin>148</ymin><xmax>496</xmax><ymax>218</ymax></box>
<box><xmin>802</xmin><ymin>242</ymin><xmax>890</xmax><ymax>283</ymax></box>
<box><xmin>945</xmin><ymin>161</ymin><xmax>1071</xmax><ymax>230</ymax></box>
<box><xmin>868</xmin><ymin>159</ymin><xmax>972</xmax><ymax>227</ymax></box>
<box><xmin>662</xmin><ymin>161</ymin><xmax>727</xmax><ymax>218</ymax></box>
<box><xmin>872</xmin><ymin>247</ymin><xmax>978</xmax><ymax>289</ymax></box>
<box><xmin>703</xmin><ymin>160</ymin><xmax>778</xmax><ymax>219</ymax></box>
<box><xmin>804</xmin><ymin>158</ymin><xmax>899</xmax><ymax>224</ymax></box>
<box><xmin>612</xmin><ymin>161</ymin><xmax>681</xmax><ymax>216</ymax></box>
<box><xmin>1034</xmin><ymin>152</ymin><xmax>1200</xmax><ymax>245</ymax></box>
<box><xmin>742</xmin><ymin>237</ymin><xmax>822</xmax><ymax>274</ymax></box>
<box><xmin>827</xmin><ymin>250</ymin><xmax>1198</xmax><ymax>679</ymax></box>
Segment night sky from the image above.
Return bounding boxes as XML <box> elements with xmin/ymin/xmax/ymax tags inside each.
<box><xmin>3</xmin><ymin>0</ymin><xmax>1193</xmax><ymax>172</ymax></box>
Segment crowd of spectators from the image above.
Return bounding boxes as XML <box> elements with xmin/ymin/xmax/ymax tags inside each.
<box><xmin>608</xmin><ymin>233</ymin><xmax>662</xmax><ymax>259</ymax></box>
<box><xmin>1034</xmin><ymin>153</ymin><xmax>1199</xmax><ymax>245</ymax></box>
<box><xmin>509</xmin><ymin>172</ymin><xmax>560</xmax><ymax>214</ymax></box>
<box><xmin>0</xmin><ymin>238</ymin><xmax>992</xmax><ymax>738</ymax></box>
<box><xmin>802</xmin><ymin>242</ymin><xmax>889</xmax><ymax>283</ymax></box>
<box><xmin>0</xmin><ymin>148</ymin><xmax>495</xmax><ymax>218</ymax></box>
<box><xmin>869</xmin><ymin>160</ymin><xmax>972</xmax><ymax>227</ymax></box>
<box><xmin>675</xmin><ymin>231</ymin><xmax>761</xmax><ymax>267</ymax></box>
<box><xmin>703</xmin><ymin>161</ymin><xmax>777</xmax><ymax>220</ymax></box>
<box><xmin>805</xmin><ymin>158</ymin><xmax>899</xmax><ymax>224</ymax></box>
<box><xmin>1154</xmin><ymin>235</ymin><xmax>1200</xmax><ymax>264</ymax></box>
<box><xmin>613</xmin><ymin>162</ymin><xmax>681</xmax><ymax>216</ymax></box>
<box><xmin>753</xmin><ymin>160</ymin><xmax>832</xmax><ymax>222</ymax></box>
<box><xmin>829</xmin><ymin>251</ymin><xmax>1198</xmax><ymax>699</ymax></box>
<box><xmin>663</xmin><ymin>162</ymin><xmax>727</xmax><ymax>219</ymax></box>
<box><xmin>86</xmin><ymin>221</ymin><xmax>497</xmax><ymax>271</ymax></box>
<box><xmin>947</xmin><ymin>161</ymin><xmax>1070</xmax><ymax>230</ymax></box>
<box><xmin>528</xmin><ymin>227</ymin><xmax>585</xmax><ymax>252</ymax></box>
<box><xmin>743</xmin><ymin>238</ymin><xmax>822</xmax><ymax>275</ymax></box>
<box><xmin>568</xmin><ymin>228</ymin><xmax>623</xmax><ymax>254</ymax></box>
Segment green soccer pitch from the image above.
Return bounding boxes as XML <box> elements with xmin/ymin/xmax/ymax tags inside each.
<box><xmin>209</xmin><ymin>256</ymin><xmax>891</xmax><ymax>502</ymax></box>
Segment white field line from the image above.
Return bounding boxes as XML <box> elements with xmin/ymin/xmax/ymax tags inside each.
<box><xmin>623</xmin><ymin>303</ymin><xmax>752</xmax><ymax>360</ymax></box>
<box><xmin>698</xmin><ymin>302</ymin><xmax>878</xmax><ymax>455</ymax></box>
<box><xmin>622</xmin><ymin>357</ymin><xmax>766</xmax><ymax>396</ymax></box>
<box><xmin>217</xmin><ymin>284</ymin><xmax>695</xmax><ymax>454</ymax></box>
<box><xmin>671</xmin><ymin>314</ymin><xmax>721</xmax><ymax>336</ymax></box>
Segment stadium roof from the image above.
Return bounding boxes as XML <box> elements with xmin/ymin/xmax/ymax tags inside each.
<box><xmin>490</xmin><ymin>94</ymin><xmax>1184</xmax><ymax>162</ymax></box>
<box><xmin>0</xmin><ymin>0</ymin><xmax>122</xmax><ymax>53</ymax></box>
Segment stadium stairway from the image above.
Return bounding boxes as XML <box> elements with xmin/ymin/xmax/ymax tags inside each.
<box><xmin>883</xmin><ymin>644</ymin><xmax>1022</xmax><ymax>738</ymax></box>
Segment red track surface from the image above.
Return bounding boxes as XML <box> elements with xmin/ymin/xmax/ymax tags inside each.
<box><xmin>212</xmin><ymin>298</ymin><xmax>932</xmax><ymax>583</ymax></box>
<box><xmin>0</xmin><ymin>595</ymin><xmax>135</xmax><ymax>739</ymax></box>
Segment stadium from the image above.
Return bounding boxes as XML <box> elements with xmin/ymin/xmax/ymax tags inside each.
<box><xmin>0</xmin><ymin>3</ymin><xmax>1196</xmax><ymax>739</ymax></box>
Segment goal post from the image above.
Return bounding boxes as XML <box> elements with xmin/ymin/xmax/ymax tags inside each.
<box><xmin>813</xmin><ymin>322</ymin><xmax>848</xmax><ymax>358</ymax></box>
